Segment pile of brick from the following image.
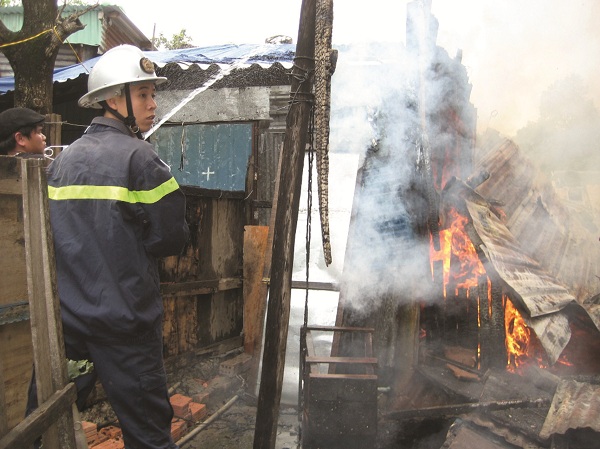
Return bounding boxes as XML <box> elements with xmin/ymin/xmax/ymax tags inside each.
<box><xmin>218</xmin><ymin>353</ymin><xmax>252</xmax><ymax>377</ymax></box>
<box><xmin>86</xmin><ymin>426</ymin><xmax>123</xmax><ymax>449</ymax></box>
<box><xmin>170</xmin><ymin>418</ymin><xmax>188</xmax><ymax>442</ymax></box>
<box><xmin>81</xmin><ymin>421</ymin><xmax>99</xmax><ymax>447</ymax></box>
<box><xmin>83</xmin><ymin>395</ymin><xmax>208</xmax><ymax>447</ymax></box>
<box><xmin>92</xmin><ymin>437</ymin><xmax>124</xmax><ymax>449</ymax></box>
<box><xmin>169</xmin><ymin>392</ymin><xmax>209</xmax><ymax>441</ymax></box>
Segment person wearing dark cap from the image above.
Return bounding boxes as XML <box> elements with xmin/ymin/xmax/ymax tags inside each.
<box><xmin>0</xmin><ymin>107</ymin><xmax>46</xmax><ymax>157</ymax></box>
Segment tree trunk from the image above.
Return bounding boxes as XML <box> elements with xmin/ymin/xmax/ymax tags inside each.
<box><xmin>0</xmin><ymin>0</ymin><xmax>85</xmax><ymax>113</ymax></box>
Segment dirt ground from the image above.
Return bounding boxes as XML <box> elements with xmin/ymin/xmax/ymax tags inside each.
<box><xmin>79</xmin><ymin>348</ymin><xmax>302</xmax><ymax>449</ymax></box>
<box><xmin>79</xmin><ymin>348</ymin><xmax>450</xmax><ymax>449</ymax></box>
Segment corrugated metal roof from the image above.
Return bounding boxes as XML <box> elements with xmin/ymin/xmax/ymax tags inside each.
<box><xmin>0</xmin><ymin>43</ymin><xmax>295</xmax><ymax>94</ymax></box>
<box><xmin>443</xmin><ymin>178</ymin><xmax>574</xmax><ymax>364</ymax></box>
<box><xmin>473</xmin><ymin>134</ymin><xmax>600</xmax><ymax>303</ymax></box>
<box><xmin>443</xmin><ymin>135</ymin><xmax>600</xmax><ymax>364</ymax></box>
<box><xmin>0</xmin><ymin>5</ymin><xmax>103</xmax><ymax>45</ymax></box>
<box><xmin>539</xmin><ymin>379</ymin><xmax>600</xmax><ymax>439</ymax></box>
<box><xmin>466</xmin><ymin>199</ymin><xmax>576</xmax><ymax>318</ymax></box>
<box><xmin>466</xmin><ymin>196</ymin><xmax>575</xmax><ymax>363</ymax></box>
<box><xmin>0</xmin><ymin>5</ymin><xmax>151</xmax><ymax>77</ymax></box>
<box><xmin>100</xmin><ymin>5</ymin><xmax>153</xmax><ymax>51</ymax></box>
<box><xmin>0</xmin><ymin>5</ymin><xmax>150</xmax><ymax>49</ymax></box>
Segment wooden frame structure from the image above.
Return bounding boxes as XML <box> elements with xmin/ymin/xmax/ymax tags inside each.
<box><xmin>299</xmin><ymin>325</ymin><xmax>378</xmax><ymax>449</ymax></box>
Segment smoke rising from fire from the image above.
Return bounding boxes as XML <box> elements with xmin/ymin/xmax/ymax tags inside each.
<box><xmin>325</xmin><ymin>37</ymin><xmax>447</xmax><ymax>312</ymax></box>
<box><xmin>293</xmin><ymin>1</ymin><xmax>600</xmax><ymax>318</ymax></box>
<box><xmin>331</xmin><ymin>0</ymin><xmax>600</xmax><ymax>140</ymax></box>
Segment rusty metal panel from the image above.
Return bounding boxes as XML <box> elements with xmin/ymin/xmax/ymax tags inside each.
<box><xmin>540</xmin><ymin>379</ymin><xmax>600</xmax><ymax>439</ymax></box>
<box><xmin>473</xmin><ymin>137</ymin><xmax>600</xmax><ymax>303</ymax></box>
<box><xmin>466</xmin><ymin>200</ymin><xmax>575</xmax><ymax>317</ymax></box>
<box><xmin>465</xmin><ymin>200</ymin><xmax>574</xmax><ymax>363</ymax></box>
<box><xmin>443</xmin><ymin>419</ymin><xmax>519</xmax><ymax>449</ymax></box>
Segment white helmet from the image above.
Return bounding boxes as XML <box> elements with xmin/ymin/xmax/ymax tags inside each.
<box><xmin>78</xmin><ymin>45</ymin><xmax>167</xmax><ymax>109</ymax></box>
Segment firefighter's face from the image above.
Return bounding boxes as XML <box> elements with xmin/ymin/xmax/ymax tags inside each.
<box><xmin>110</xmin><ymin>81</ymin><xmax>158</xmax><ymax>133</ymax></box>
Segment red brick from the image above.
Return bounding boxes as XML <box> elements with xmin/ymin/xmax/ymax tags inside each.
<box><xmin>219</xmin><ymin>353</ymin><xmax>253</xmax><ymax>377</ymax></box>
<box><xmin>189</xmin><ymin>402</ymin><xmax>208</xmax><ymax>421</ymax></box>
<box><xmin>171</xmin><ymin>418</ymin><xmax>188</xmax><ymax>442</ymax></box>
<box><xmin>170</xmin><ymin>393</ymin><xmax>192</xmax><ymax>419</ymax></box>
<box><xmin>98</xmin><ymin>425</ymin><xmax>122</xmax><ymax>440</ymax></box>
<box><xmin>92</xmin><ymin>438</ymin><xmax>124</xmax><ymax>449</ymax></box>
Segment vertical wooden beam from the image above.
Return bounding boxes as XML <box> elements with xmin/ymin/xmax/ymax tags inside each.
<box><xmin>44</xmin><ymin>113</ymin><xmax>63</xmax><ymax>158</ymax></box>
<box><xmin>246</xmin><ymin>144</ymin><xmax>284</xmax><ymax>393</ymax></box>
<box><xmin>0</xmin><ymin>356</ymin><xmax>7</xmax><ymax>439</ymax></box>
<box><xmin>22</xmin><ymin>158</ymin><xmax>76</xmax><ymax>449</ymax></box>
<box><xmin>489</xmin><ymin>281</ymin><xmax>506</xmax><ymax>369</ymax></box>
<box><xmin>243</xmin><ymin>225</ymin><xmax>269</xmax><ymax>390</ymax></box>
<box><xmin>478</xmin><ymin>275</ymin><xmax>491</xmax><ymax>370</ymax></box>
<box><xmin>253</xmin><ymin>0</ymin><xmax>316</xmax><ymax>446</ymax></box>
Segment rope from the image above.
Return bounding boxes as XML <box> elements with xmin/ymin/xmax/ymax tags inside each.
<box><xmin>52</xmin><ymin>26</ymin><xmax>87</xmax><ymax>68</ymax></box>
<box><xmin>0</xmin><ymin>27</ymin><xmax>53</xmax><ymax>48</ymax></box>
<box><xmin>313</xmin><ymin>0</ymin><xmax>335</xmax><ymax>266</ymax></box>
<box><xmin>1</xmin><ymin>24</ymin><xmax>90</xmax><ymax>76</ymax></box>
<box><xmin>287</xmin><ymin>60</ymin><xmax>314</xmax><ymax>109</ymax></box>
<box><xmin>304</xmin><ymin>103</ymin><xmax>315</xmax><ymax>328</ymax></box>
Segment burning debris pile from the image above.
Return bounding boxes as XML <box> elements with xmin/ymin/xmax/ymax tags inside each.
<box><xmin>330</xmin><ymin>2</ymin><xmax>600</xmax><ymax>448</ymax></box>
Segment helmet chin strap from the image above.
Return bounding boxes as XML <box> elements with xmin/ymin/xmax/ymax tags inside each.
<box><xmin>99</xmin><ymin>84</ymin><xmax>143</xmax><ymax>139</ymax></box>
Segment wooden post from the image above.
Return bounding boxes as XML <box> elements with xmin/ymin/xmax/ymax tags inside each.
<box><xmin>44</xmin><ymin>113</ymin><xmax>61</xmax><ymax>145</ymax></box>
<box><xmin>21</xmin><ymin>158</ymin><xmax>77</xmax><ymax>449</ymax></box>
<box><xmin>252</xmin><ymin>0</ymin><xmax>316</xmax><ymax>447</ymax></box>
<box><xmin>489</xmin><ymin>281</ymin><xmax>506</xmax><ymax>369</ymax></box>
<box><xmin>0</xmin><ymin>357</ymin><xmax>6</xmax><ymax>439</ymax></box>
<box><xmin>478</xmin><ymin>275</ymin><xmax>490</xmax><ymax>370</ymax></box>
<box><xmin>243</xmin><ymin>225</ymin><xmax>269</xmax><ymax>390</ymax></box>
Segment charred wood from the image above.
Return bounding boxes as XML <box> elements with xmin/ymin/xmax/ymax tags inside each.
<box><xmin>384</xmin><ymin>397</ymin><xmax>550</xmax><ymax>421</ymax></box>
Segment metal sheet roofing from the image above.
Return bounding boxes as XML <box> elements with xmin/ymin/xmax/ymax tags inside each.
<box><xmin>0</xmin><ymin>5</ymin><xmax>149</xmax><ymax>48</ymax></box>
<box><xmin>440</xmin><ymin>134</ymin><xmax>600</xmax><ymax>364</ymax></box>
<box><xmin>0</xmin><ymin>43</ymin><xmax>296</xmax><ymax>94</ymax></box>
<box><xmin>473</xmin><ymin>134</ymin><xmax>600</xmax><ymax>303</ymax></box>
<box><xmin>539</xmin><ymin>379</ymin><xmax>600</xmax><ymax>439</ymax></box>
<box><xmin>443</xmin><ymin>180</ymin><xmax>575</xmax><ymax>364</ymax></box>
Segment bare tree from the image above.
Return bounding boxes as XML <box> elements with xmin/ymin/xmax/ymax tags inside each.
<box><xmin>0</xmin><ymin>1</ymin><xmax>95</xmax><ymax>113</ymax></box>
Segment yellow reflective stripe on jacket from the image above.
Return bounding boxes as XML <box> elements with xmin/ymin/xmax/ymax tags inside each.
<box><xmin>48</xmin><ymin>177</ymin><xmax>180</xmax><ymax>204</ymax></box>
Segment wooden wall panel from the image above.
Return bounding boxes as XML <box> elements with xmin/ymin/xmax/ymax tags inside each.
<box><xmin>160</xmin><ymin>195</ymin><xmax>246</xmax><ymax>358</ymax></box>
<box><xmin>0</xmin><ymin>321</ymin><xmax>33</xmax><ymax>429</ymax></box>
<box><xmin>0</xmin><ymin>158</ymin><xmax>33</xmax><ymax>430</ymax></box>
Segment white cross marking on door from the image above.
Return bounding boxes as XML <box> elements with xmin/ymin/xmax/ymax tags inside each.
<box><xmin>202</xmin><ymin>167</ymin><xmax>215</xmax><ymax>181</ymax></box>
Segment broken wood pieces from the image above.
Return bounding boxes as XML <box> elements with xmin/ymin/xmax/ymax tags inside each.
<box><xmin>384</xmin><ymin>397</ymin><xmax>550</xmax><ymax>421</ymax></box>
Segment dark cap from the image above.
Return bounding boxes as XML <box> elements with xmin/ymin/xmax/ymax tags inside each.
<box><xmin>0</xmin><ymin>107</ymin><xmax>45</xmax><ymax>141</ymax></box>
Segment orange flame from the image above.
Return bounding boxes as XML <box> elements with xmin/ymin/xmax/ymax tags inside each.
<box><xmin>505</xmin><ymin>297</ymin><xmax>574</xmax><ymax>373</ymax></box>
<box><xmin>428</xmin><ymin>209</ymin><xmax>575</xmax><ymax>374</ymax></box>
<box><xmin>504</xmin><ymin>298</ymin><xmax>531</xmax><ymax>371</ymax></box>
<box><xmin>430</xmin><ymin>208</ymin><xmax>486</xmax><ymax>297</ymax></box>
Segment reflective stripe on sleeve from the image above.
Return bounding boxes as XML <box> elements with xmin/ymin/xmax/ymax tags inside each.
<box><xmin>48</xmin><ymin>177</ymin><xmax>180</xmax><ymax>204</ymax></box>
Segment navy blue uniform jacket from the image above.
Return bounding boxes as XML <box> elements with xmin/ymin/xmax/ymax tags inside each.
<box><xmin>47</xmin><ymin>117</ymin><xmax>189</xmax><ymax>341</ymax></box>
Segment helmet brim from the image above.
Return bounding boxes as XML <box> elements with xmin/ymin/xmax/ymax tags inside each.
<box><xmin>78</xmin><ymin>76</ymin><xmax>167</xmax><ymax>109</ymax></box>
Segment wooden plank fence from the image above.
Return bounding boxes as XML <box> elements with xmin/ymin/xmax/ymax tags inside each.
<box><xmin>0</xmin><ymin>156</ymin><xmax>81</xmax><ymax>449</ymax></box>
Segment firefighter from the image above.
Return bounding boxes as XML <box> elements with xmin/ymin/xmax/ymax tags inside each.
<box><xmin>0</xmin><ymin>107</ymin><xmax>46</xmax><ymax>157</ymax></box>
<box><xmin>28</xmin><ymin>45</ymin><xmax>189</xmax><ymax>449</ymax></box>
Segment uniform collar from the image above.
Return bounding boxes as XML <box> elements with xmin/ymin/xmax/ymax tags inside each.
<box><xmin>89</xmin><ymin>116</ymin><xmax>137</xmax><ymax>137</ymax></box>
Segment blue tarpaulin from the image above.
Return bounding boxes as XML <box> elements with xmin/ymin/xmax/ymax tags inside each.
<box><xmin>0</xmin><ymin>43</ymin><xmax>296</xmax><ymax>94</ymax></box>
